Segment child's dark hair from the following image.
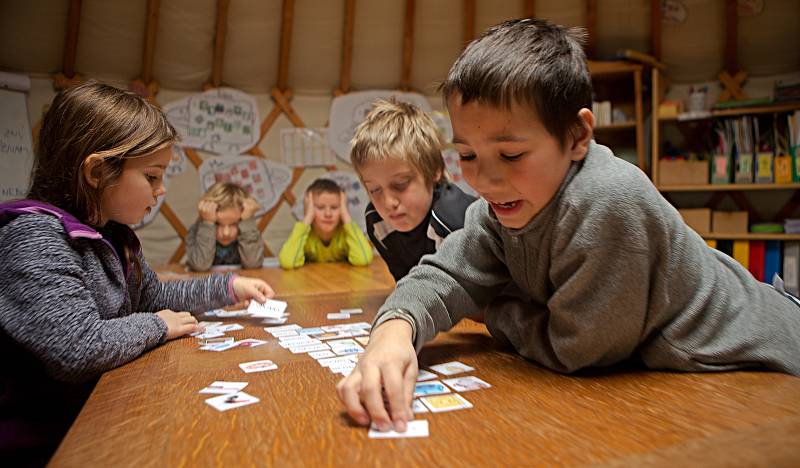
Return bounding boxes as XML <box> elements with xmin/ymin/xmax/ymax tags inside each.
<box><xmin>307</xmin><ymin>178</ymin><xmax>342</xmax><ymax>196</ymax></box>
<box><xmin>440</xmin><ymin>18</ymin><xmax>592</xmax><ymax>149</ymax></box>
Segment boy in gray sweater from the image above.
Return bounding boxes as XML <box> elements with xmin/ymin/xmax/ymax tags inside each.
<box><xmin>336</xmin><ymin>18</ymin><xmax>800</xmax><ymax>433</ymax></box>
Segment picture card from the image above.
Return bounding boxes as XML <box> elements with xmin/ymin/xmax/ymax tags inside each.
<box><xmin>413</xmin><ymin>381</ymin><xmax>451</xmax><ymax>398</ymax></box>
<box><xmin>248</xmin><ymin>299</ymin><xmax>288</xmax><ymax>318</ymax></box>
<box><xmin>198</xmin><ymin>381</ymin><xmax>248</xmax><ymax>394</ymax></box>
<box><xmin>419</xmin><ymin>393</ymin><xmax>473</xmax><ymax>413</ymax></box>
<box><xmin>239</xmin><ymin>359</ymin><xmax>278</xmax><ymax>373</ymax></box>
<box><xmin>205</xmin><ymin>391</ymin><xmax>260</xmax><ymax>412</ymax></box>
<box><xmin>368</xmin><ymin>420</ymin><xmax>429</xmax><ymax>439</ymax></box>
<box><xmin>442</xmin><ymin>376</ymin><xmax>491</xmax><ymax>392</ymax></box>
<box><xmin>428</xmin><ymin>361</ymin><xmax>475</xmax><ymax>376</ymax></box>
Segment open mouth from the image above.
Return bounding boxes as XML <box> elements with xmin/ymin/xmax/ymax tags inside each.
<box><xmin>488</xmin><ymin>199</ymin><xmax>522</xmax><ymax>215</ymax></box>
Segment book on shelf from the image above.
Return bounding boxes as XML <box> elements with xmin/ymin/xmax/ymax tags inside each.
<box><xmin>748</xmin><ymin>241</ymin><xmax>766</xmax><ymax>281</ymax></box>
<box><xmin>784</xmin><ymin>242</ymin><xmax>800</xmax><ymax>296</ymax></box>
<box><xmin>764</xmin><ymin>241</ymin><xmax>782</xmax><ymax>285</ymax></box>
<box><xmin>732</xmin><ymin>240</ymin><xmax>750</xmax><ymax>269</ymax></box>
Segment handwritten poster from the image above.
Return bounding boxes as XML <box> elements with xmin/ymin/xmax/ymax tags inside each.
<box><xmin>0</xmin><ymin>88</ymin><xmax>34</xmax><ymax>201</ymax></box>
<box><xmin>163</xmin><ymin>88</ymin><xmax>260</xmax><ymax>155</ymax></box>
<box><xmin>199</xmin><ymin>156</ymin><xmax>292</xmax><ymax>216</ymax></box>
<box><xmin>328</xmin><ymin>90</ymin><xmax>432</xmax><ymax>163</ymax></box>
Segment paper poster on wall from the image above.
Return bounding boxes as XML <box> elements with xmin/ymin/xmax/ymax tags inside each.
<box><xmin>291</xmin><ymin>170</ymin><xmax>368</xmax><ymax>231</ymax></box>
<box><xmin>0</xmin><ymin>84</ymin><xmax>34</xmax><ymax>201</ymax></box>
<box><xmin>199</xmin><ymin>156</ymin><xmax>292</xmax><ymax>216</ymax></box>
<box><xmin>442</xmin><ymin>149</ymin><xmax>477</xmax><ymax>198</ymax></box>
<box><xmin>132</xmin><ymin>145</ymin><xmax>188</xmax><ymax>229</ymax></box>
<box><xmin>280</xmin><ymin>127</ymin><xmax>337</xmax><ymax>167</ymax></box>
<box><xmin>328</xmin><ymin>90</ymin><xmax>432</xmax><ymax>163</ymax></box>
<box><xmin>163</xmin><ymin>88</ymin><xmax>260</xmax><ymax>155</ymax></box>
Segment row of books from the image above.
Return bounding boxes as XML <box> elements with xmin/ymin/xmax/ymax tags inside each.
<box><xmin>708</xmin><ymin>239</ymin><xmax>798</xmax><ymax>295</ymax></box>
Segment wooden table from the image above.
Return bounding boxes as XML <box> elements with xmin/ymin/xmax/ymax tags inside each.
<box><xmin>51</xmin><ymin>288</ymin><xmax>800</xmax><ymax>466</ymax></box>
<box><xmin>153</xmin><ymin>258</ymin><xmax>396</xmax><ymax>298</ymax></box>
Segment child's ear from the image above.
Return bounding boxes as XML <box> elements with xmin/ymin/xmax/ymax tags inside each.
<box><xmin>82</xmin><ymin>154</ymin><xmax>104</xmax><ymax>189</ymax></box>
<box><xmin>433</xmin><ymin>168</ymin><xmax>443</xmax><ymax>183</ymax></box>
<box><xmin>569</xmin><ymin>108</ymin><xmax>594</xmax><ymax>161</ymax></box>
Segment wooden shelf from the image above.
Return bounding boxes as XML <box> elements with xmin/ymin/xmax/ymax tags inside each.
<box><xmin>587</xmin><ymin>60</ymin><xmax>643</xmax><ymax>75</ymax></box>
<box><xmin>657</xmin><ymin>183</ymin><xmax>800</xmax><ymax>192</ymax></box>
<box><xmin>699</xmin><ymin>233</ymin><xmax>800</xmax><ymax>241</ymax></box>
<box><xmin>594</xmin><ymin>121</ymin><xmax>636</xmax><ymax>130</ymax></box>
<box><xmin>659</xmin><ymin>102</ymin><xmax>800</xmax><ymax>122</ymax></box>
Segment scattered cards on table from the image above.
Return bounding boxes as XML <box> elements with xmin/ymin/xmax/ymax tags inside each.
<box><xmin>239</xmin><ymin>360</ymin><xmax>278</xmax><ymax>373</ymax></box>
<box><xmin>419</xmin><ymin>393</ymin><xmax>473</xmax><ymax>413</ymax></box>
<box><xmin>368</xmin><ymin>420</ymin><xmax>429</xmax><ymax>439</ymax></box>
<box><xmin>428</xmin><ymin>361</ymin><xmax>475</xmax><ymax>376</ymax></box>
<box><xmin>205</xmin><ymin>391</ymin><xmax>260</xmax><ymax>412</ymax></box>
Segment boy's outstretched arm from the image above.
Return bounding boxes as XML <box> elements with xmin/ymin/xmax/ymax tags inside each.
<box><xmin>336</xmin><ymin>319</ymin><xmax>417</xmax><ymax>432</ymax></box>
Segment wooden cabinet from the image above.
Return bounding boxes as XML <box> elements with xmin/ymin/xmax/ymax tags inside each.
<box><xmin>587</xmin><ymin>60</ymin><xmax>645</xmax><ymax>171</ymax></box>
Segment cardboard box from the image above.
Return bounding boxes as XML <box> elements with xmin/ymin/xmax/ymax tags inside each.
<box><xmin>658</xmin><ymin>160</ymin><xmax>709</xmax><ymax>185</ymax></box>
<box><xmin>712</xmin><ymin>211</ymin><xmax>749</xmax><ymax>233</ymax></box>
<box><xmin>678</xmin><ymin>208</ymin><xmax>711</xmax><ymax>234</ymax></box>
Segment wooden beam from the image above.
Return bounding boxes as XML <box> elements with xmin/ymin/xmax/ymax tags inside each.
<box><xmin>400</xmin><ymin>0</ymin><xmax>415</xmax><ymax>91</ymax></box>
<box><xmin>277</xmin><ymin>0</ymin><xmax>295</xmax><ymax>91</ymax></box>
<box><xmin>141</xmin><ymin>0</ymin><xmax>160</xmax><ymax>83</ymax></box>
<box><xmin>271</xmin><ymin>88</ymin><xmax>305</xmax><ymax>127</ymax></box>
<box><xmin>338</xmin><ymin>0</ymin><xmax>356</xmax><ymax>95</ymax></box>
<box><xmin>211</xmin><ymin>0</ymin><xmax>230</xmax><ymax>87</ymax></box>
<box><xmin>523</xmin><ymin>0</ymin><xmax>535</xmax><ymax>18</ymax></box>
<box><xmin>463</xmin><ymin>0</ymin><xmax>475</xmax><ymax>47</ymax></box>
<box><xmin>63</xmin><ymin>0</ymin><xmax>82</xmax><ymax>78</ymax></box>
<box><xmin>585</xmin><ymin>0</ymin><xmax>597</xmax><ymax>59</ymax></box>
<box><xmin>650</xmin><ymin>0</ymin><xmax>661</xmax><ymax>61</ymax></box>
<box><xmin>724</xmin><ymin>0</ymin><xmax>738</xmax><ymax>73</ymax></box>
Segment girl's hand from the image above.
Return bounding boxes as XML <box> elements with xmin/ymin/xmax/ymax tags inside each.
<box><xmin>336</xmin><ymin>319</ymin><xmax>417</xmax><ymax>432</ymax></box>
<box><xmin>156</xmin><ymin>310</ymin><xmax>201</xmax><ymax>340</ymax></box>
<box><xmin>339</xmin><ymin>192</ymin><xmax>352</xmax><ymax>224</ymax></box>
<box><xmin>198</xmin><ymin>200</ymin><xmax>218</xmax><ymax>224</ymax></box>
<box><xmin>303</xmin><ymin>192</ymin><xmax>316</xmax><ymax>225</ymax></box>
<box><xmin>241</xmin><ymin>198</ymin><xmax>260</xmax><ymax>220</ymax></box>
<box><xmin>232</xmin><ymin>276</ymin><xmax>275</xmax><ymax>305</ymax></box>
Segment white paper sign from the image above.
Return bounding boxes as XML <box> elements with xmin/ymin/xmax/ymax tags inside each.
<box><xmin>0</xmin><ymin>88</ymin><xmax>33</xmax><ymax>201</ymax></box>
<box><xmin>328</xmin><ymin>90</ymin><xmax>432</xmax><ymax>162</ymax></box>
<box><xmin>163</xmin><ymin>88</ymin><xmax>260</xmax><ymax>155</ymax></box>
<box><xmin>281</xmin><ymin>127</ymin><xmax>336</xmax><ymax>167</ymax></box>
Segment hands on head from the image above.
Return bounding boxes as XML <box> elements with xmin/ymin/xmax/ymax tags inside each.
<box><xmin>303</xmin><ymin>191</ymin><xmax>316</xmax><ymax>225</ymax></box>
<box><xmin>240</xmin><ymin>197</ymin><xmax>260</xmax><ymax>220</ymax></box>
<box><xmin>336</xmin><ymin>319</ymin><xmax>417</xmax><ymax>432</ymax></box>
<box><xmin>198</xmin><ymin>200</ymin><xmax>218</xmax><ymax>224</ymax></box>
<box><xmin>339</xmin><ymin>191</ymin><xmax>352</xmax><ymax>224</ymax></box>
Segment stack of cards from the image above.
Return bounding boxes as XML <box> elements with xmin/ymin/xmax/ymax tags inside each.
<box><xmin>407</xmin><ymin>361</ymin><xmax>491</xmax><ymax>415</ymax></box>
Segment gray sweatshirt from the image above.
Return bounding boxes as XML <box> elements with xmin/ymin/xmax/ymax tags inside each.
<box><xmin>376</xmin><ymin>142</ymin><xmax>800</xmax><ymax>375</ymax></box>
<box><xmin>185</xmin><ymin>217</ymin><xmax>265</xmax><ymax>271</ymax></box>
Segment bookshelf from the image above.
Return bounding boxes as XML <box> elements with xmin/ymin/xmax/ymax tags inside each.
<box><xmin>588</xmin><ymin>60</ymin><xmax>645</xmax><ymax>170</ymax></box>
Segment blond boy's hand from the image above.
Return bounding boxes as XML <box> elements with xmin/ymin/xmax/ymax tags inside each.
<box><xmin>303</xmin><ymin>192</ymin><xmax>316</xmax><ymax>225</ymax></box>
<box><xmin>339</xmin><ymin>192</ymin><xmax>352</xmax><ymax>224</ymax></box>
<box><xmin>198</xmin><ymin>200</ymin><xmax>218</xmax><ymax>224</ymax></box>
<box><xmin>336</xmin><ymin>319</ymin><xmax>417</xmax><ymax>432</ymax></box>
<box><xmin>156</xmin><ymin>310</ymin><xmax>201</xmax><ymax>340</ymax></box>
<box><xmin>232</xmin><ymin>276</ymin><xmax>275</xmax><ymax>305</ymax></box>
<box><xmin>241</xmin><ymin>198</ymin><xmax>260</xmax><ymax>220</ymax></box>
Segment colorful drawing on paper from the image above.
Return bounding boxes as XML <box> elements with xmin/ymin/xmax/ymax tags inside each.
<box><xmin>199</xmin><ymin>156</ymin><xmax>292</xmax><ymax>216</ymax></box>
<box><xmin>328</xmin><ymin>90</ymin><xmax>432</xmax><ymax>163</ymax></box>
<box><xmin>280</xmin><ymin>127</ymin><xmax>337</xmax><ymax>167</ymax></box>
<box><xmin>292</xmin><ymin>170</ymin><xmax>368</xmax><ymax>231</ymax></box>
<box><xmin>163</xmin><ymin>88</ymin><xmax>260</xmax><ymax>155</ymax></box>
<box><xmin>442</xmin><ymin>149</ymin><xmax>477</xmax><ymax>197</ymax></box>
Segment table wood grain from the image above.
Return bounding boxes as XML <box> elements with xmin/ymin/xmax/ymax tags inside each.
<box><xmin>50</xmin><ymin>290</ymin><xmax>800</xmax><ymax>467</ymax></box>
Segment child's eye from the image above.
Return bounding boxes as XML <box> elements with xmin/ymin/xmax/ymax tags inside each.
<box><xmin>501</xmin><ymin>153</ymin><xmax>523</xmax><ymax>161</ymax></box>
<box><xmin>459</xmin><ymin>153</ymin><xmax>476</xmax><ymax>161</ymax></box>
<box><xmin>146</xmin><ymin>174</ymin><xmax>160</xmax><ymax>182</ymax></box>
<box><xmin>368</xmin><ymin>187</ymin><xmax>382</xmax><ymax>195</ymax></box>
<box><xmin>390</xmin><ymin>182</ymin><xmax>408</xmax><ymax>192</ymax></box>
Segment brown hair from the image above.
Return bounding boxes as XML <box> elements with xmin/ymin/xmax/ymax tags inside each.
<box><xmin>306</xmin><ymin>178</ymin><xmax>342</xmax><ymax>196</ymax></box>
<box><xmin>201</xmin><ymin>182</ymin><xmax>252</xmax><ymax>211</ymax></box>
<box><xmin>28</xmin><ymin>81</ymin><xmax>177</xmax><ymax>279</ymax></box>
<box><xmin>350</xmin><ymin>99</ymin><xmax>446</xmax><ymax>187</ymax></box>
<box><xmin>439</xmin><ymin>18</ymin><xmax>592</xmax><ymax>149</ymax></box>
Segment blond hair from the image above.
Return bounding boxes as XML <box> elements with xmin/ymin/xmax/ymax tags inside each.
<box><xmin>350</xmin><ymin>99</ymin><xmax>447</xmax><ymax>186</ymax></box>
<box><xmin>202</xmin><ymin>182</ymin><xmax>252</xmax><ymax>211</ymax></box>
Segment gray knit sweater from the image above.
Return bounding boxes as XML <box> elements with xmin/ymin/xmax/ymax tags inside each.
<box><xmin>0</xmin><ymin>200</ymin><xmax>236</xmax><ymax>453</ymax></box>
<box><xmin>376</xmin><ymin>142</ymin><xmax>800</xmax><ymax>375</ymax></box>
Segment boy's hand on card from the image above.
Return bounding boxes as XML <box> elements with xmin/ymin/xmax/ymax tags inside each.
<box><xmin>198</xmin><ymin>200</ymin><xmax>218</xmax><ymax>224</ymax></box>
<box><xmin>339</xmin><ymin>192</ymin><xmax>352</xmax><ymax>224</ymax></box>
<box><xmin>156</xmin><ymin>310</ymin><xmax>201</xmax><ymax>340</ymax></box>
<box><xmin>303</xmin><ymin>192</ymin><xmax>315</xmax><ymax>225</ymax></box>
<box><xmin>233</xmin><ymin>276</ymin><xmax>275</xmax><ymax>305</ymax></box>
<box><xmin>241</xmin><ymin>198</ymin><xmax>260</xmax><ymax>220</ymax></box>
<box><xmin>336</xmin><ymin>319</ymin><xmax>417</xmax><ymax>432</ymax></box>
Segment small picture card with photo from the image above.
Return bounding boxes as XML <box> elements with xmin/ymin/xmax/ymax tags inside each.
<box><xmin>413</xmin><ymin>381</ymin><xmax>451</xmax><ymax>398</ymax></box>
<box><xmin>420</xmin><ymin>393</ymin><xmax>473</xmax><ymax>413</ymax></box>
<box><xmin>239</xmin><ymin>359</ymin><xmax>278</xmax><ymax>373</ymax></box>
<box><xmin>198</xmin><ymin>381</ymin><xmax>248</xmax><ymax>394</ymax></box>
<box><xmin>428</xmin><ymin>361</ymin><xmax>475</xmax><ymax>376</ymax></box>
<box><xmin>205</xmin><ymin>392</ymin><xmax>260</xmax><ymax>412</ymax></box>
<box><xmin>442</xmin><ymin>376</ymin><xmax>491</xmax><ymax>392</ymax></box>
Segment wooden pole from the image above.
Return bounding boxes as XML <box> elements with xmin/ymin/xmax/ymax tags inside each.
<box><xmin>63</xmin><ymin>0</ymin><xmax>82</xmax><ymax>78</ymax></box>
<box><xmin>338</xmin><ymin>0</ymin><xmax>356</xmax><ymax>94</ymax></box>
<box><xmin>277</xmin><ymin>0</ymin><xmax>295</xmax><ymax>91</ymax></box>
<box><xmin>211</xmin><ymin>0</ymin><xmax>230</xmax><ymax>87</ymax></box>
<box><xmin>463</xmin><ymin>0</ymin><xmax>475</xmax><ymax>47</ymax></box>
<box><xmin>400</xmin><ymin>0</ymin><xmax>415</xmax><ymax>90</ymax></box>
<box><xmin>724</xmin><ymin>0</ymin><xmax>737</xmax><ymax>73</ymax></box>
<box><xmin>523</xmin><ymin>0</ymin><xmax>535</xmax><ymax>18</ymax></box>
<box><xmin>585</xmin><ymin>0</ymin><xmax>596</xmax><ymax>59</ymax></box>
<box><xmin>650</xmin><ymin>0</ymin><xmax>661</xmax><ymax>61</ymax></box>
<box><xmin>141</xmin><ymin>0</ymin><xmax>160</xmax><ymax>84</ymax></box>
